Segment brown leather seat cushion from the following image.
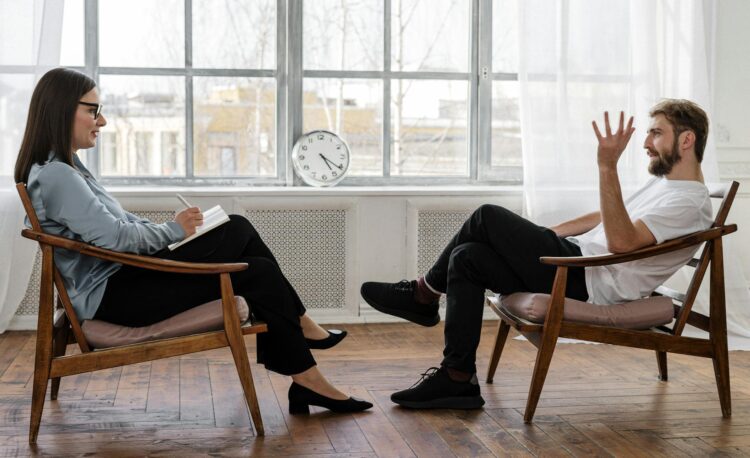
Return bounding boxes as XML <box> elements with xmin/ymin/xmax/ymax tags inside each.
<box><xmin>82</xmin><ymin>296</ymin><xmax>249</xmax><ymax>349</ymax></box>
<box><xmin>500</xmin><ymin>293</ymin><xmax>674</xmax><ymax>330</ymax></box>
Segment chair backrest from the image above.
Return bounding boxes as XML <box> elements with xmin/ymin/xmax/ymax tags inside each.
<box><xmin>16</xmin><ymin>183</ymin><xmax>91</xmax><ymax>352</ymax></box>
<box><xmin>663</xmin><ymin>181</ymin><xmax>739</xmax><ymax>335</ymax></box>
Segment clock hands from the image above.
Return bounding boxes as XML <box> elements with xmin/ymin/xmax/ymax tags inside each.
<box><xmin>319</xmin><ymin>153</ymin><xmax>333</xmax><ymax>170</ymax></box>
<box><xmin>319</xmin><ymin>153</ymin><xmax>343</xmax><ymax>171</ymax></box>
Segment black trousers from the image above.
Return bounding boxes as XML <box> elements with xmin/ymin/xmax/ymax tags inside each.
<box><xmin>424</xmin><ymin>204</ymin><xmax>589</xmax><ymax>373</ymax></box>
<box><xmin>94</xmin><ymin>215</ymin><xmax>316</xmax><ymax>376</ymax></box>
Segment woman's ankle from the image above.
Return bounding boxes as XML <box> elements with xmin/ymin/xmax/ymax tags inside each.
<box><xmin>291</xmin><ymin>368</ymin><xmax>348</xmax><ymax>400</ymax></box>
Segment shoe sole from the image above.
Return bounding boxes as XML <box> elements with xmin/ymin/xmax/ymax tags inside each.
<box><xmin>361</xmin><ymin>287</ymin><xmax>440</xmax><ymax>327</ymax></box>
<box><xmin>392</xmin><ymin>396</ymin><xmax>486</xmax><ymax>410</ymax></box>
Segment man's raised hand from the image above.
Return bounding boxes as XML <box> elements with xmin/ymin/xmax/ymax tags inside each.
<box><xmin>592</xmin><ymin>111</ymin><xmax>635</xmax><ymax>171</ymax></box>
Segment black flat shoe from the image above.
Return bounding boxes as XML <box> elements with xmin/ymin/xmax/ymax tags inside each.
<box><xmin>305</xmin><ymin>329</ymin><xmax>347</xmax><ymax>349</ymax></box>
<box><xmin>288</xmin><ymin>382</ymin><xmax>373</xmax><ymax>414</ymax></box>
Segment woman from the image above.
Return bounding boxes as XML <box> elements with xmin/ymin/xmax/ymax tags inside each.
<box><xmin>14</xmin><ymin>68</ymin><xmax>371</xmax><ymax>414</ymax></box>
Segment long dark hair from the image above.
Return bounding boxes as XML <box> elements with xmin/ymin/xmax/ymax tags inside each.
<box><xmin>14</xmin><ymin>68</ymin><xmax>97</xmax><ymax>183</ymax></box>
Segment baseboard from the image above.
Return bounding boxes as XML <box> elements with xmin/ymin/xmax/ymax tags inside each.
<box><xmin>7</xmin><ymin>315</ymin><xmax>37</xmax><ymax>331</ymax></box>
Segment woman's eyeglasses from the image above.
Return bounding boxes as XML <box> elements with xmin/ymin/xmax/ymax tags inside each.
<box><xmin>79</xmin><ymin>101</ymin><xmax>103</xmax><ymax>120</ymax></box>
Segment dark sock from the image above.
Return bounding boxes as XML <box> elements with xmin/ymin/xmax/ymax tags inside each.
<box><xmin>414</xmin><ymin>276</ymin><xmax>441</xmax><ymax>304</ymax></box>
<box><xmin>446</xmin><ymin>367</ymin><xmax>472</xmax><ymax>382</ymax></box>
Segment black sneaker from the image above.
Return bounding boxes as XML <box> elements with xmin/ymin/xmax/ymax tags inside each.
<box><xmin>391</xmin><ymin>367</ymin><xmax>485</xmax><ymax>409</ymax></box>
<box><xmin>360</xmin><ymin>280</ymin><xmax>440</xmax><ymax>327</ymax></box>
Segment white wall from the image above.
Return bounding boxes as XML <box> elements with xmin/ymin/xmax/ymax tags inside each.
<box><xmin>714</xmin><ymin>0</ymin><xmax>750</xmax><ymax>278</ymax></box>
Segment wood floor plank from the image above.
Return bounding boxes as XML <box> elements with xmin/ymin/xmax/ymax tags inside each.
<box><xmin>209</xmin><ymin>361</ymin><xmax>251</xmax><ymax>429</ymax></box>
<box><xmin>146</xmin><ymin>358</ymin><xmax>180</xmax><ymax>415</ymax></box>
<box><xmin>0</xmin><ymin>333</ymin><xmax>30</xmax><ymax>379</ymax></box>
<box><xmin>535</xmin><ymin>420</ymin><xmax>613</xmax><ymax>457</ymax></box>
<box><xmin>452</xmin><ymin>409</ymin><xmax>533</xmax><ymax>457</ymax></box>
<box><xmin>0</xmin><ymin>333</ymin><xmax>35</xmax><ymax>385</ymax></box>
<box><xmin>665</xmin><ymin>437</ymin><xmax>735</xmax><ymax>457</ymax></box>
<box><xmin>368</xmin><ymin>389</ymin><xmax>456</xmax><ymax>457</ymax></box>
<box><xmin>348</xmin><ymin>387</ymin><xmax>416</xmax><ymax>458</ymax></box>
<box><xmin>418</xmin><ymin>409</ymin><xmax>494</xmax><ymax>457</ymax></box>
<box><xmin>179</xmin><ymin>358</ymin><xmax>214</xmax><ymax>422</ymax></box>
<box><xmin>321</xmin><ymin>413</ymin><xmax>374</xmax><ymax>454</ymax></box>
<box><xmin>113</xmin><ymin>362</ymin><xmax>151</xmax><ymax>410</ymax></box>
<box><xmin>485</xmin><ymin>408</ymin><xmax>571</xmax><ymax>457</ymax></box>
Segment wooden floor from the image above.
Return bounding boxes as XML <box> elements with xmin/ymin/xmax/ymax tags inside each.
<box><xmin>2</xmin><ymin>322</ymin><xmax>750</xmax><ymax>457</ymax></box>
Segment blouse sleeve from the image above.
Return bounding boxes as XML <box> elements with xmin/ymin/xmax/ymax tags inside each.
<box><xmin>38</xmin><ymin>162</ymin><xmax>185</xmax><ymax>254</ymax></box>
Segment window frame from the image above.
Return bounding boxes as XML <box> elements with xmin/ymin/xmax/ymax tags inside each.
<box><xmin>1</xmin><ymin>0</ymin><xmax>522</xmax><ymax>186</ymax></box>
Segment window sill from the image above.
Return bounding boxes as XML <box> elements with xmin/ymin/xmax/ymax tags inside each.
<box><xmin>107</xmin><ymin>185</ymin><xmax>524</xmax><ymax>198</ymax></box>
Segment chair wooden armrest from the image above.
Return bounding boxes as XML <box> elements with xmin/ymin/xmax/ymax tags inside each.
<box><xmin>21</xmin><ymin>229</ymin><xmax>247</xmax><ymax>274</ymax></box>
<box><xmin>540</xmin><ymin>224</ymin><xmax>736</xmax><ymax>267</ymax></box>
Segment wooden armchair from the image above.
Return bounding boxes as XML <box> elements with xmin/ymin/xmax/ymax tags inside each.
<box><xmin>486</xmin><ymin>181</ymin><xmax>739</xmax><ymax>423</ymax></box>
<box><xmin>16</xmin><ymin>183</ymin><xmax>268</xmax><ymax>444</ymax></box>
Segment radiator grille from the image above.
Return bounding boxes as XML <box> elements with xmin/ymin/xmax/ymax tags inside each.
<box><xmin>417</xmin><ymin>209</ymin><xmax>492</xmax><ymax>306</ymax></box>
<box><xmin>245</xmin><ymin>210</ymin><xmax>347</xmax><ymax>309</ymax></box>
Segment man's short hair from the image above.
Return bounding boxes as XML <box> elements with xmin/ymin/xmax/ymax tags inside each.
<box><xmin>649</xmin><ymin>99</ymin><xmax>709</xmax><ymax>163</ymax></box>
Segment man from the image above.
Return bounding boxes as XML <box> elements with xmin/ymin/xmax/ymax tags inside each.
<box><xmin>361</xmin><ymin>99</ymin><xmax>714</xmax><ymax>409</ymax></box>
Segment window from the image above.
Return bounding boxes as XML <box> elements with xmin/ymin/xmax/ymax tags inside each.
<box><xmin>0</xmin><ymin>0</ymin><xmax>521</xmax><ymax>184</ymax></box>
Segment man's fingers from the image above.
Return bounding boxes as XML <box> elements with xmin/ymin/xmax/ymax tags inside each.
<box><xmin>604</xmin><ymin>111</ymin><xmax>612</xmax><ymax>136</ymax></box>
<box><xmin>617</xmin><ymin>111</ymin><xmax>624</xmax><ymax>134</ymax></box>
<box><xmin>626</xmin><ymin>116</ymin><xmax>634</xmax><ymax>132</ymax></box>
<box><xmin>592</xmin><ymin>121</ymin><xmax>603</xmax><ymax>141</ymax></box>
<box><xmin>626</xmin><ymin>126</ymin><xmax>636</xmax><ymax>143</ymax></box>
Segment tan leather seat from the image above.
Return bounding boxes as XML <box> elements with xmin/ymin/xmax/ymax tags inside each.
<box><xmin>500</xmin><ymin>293</ymin><xmax>674</xmax><ymax>330</ymax></box>
<box><xmin>81</xmin><ymin>296</ymin><xmax>249</xmax><ymax>349</ymax></box>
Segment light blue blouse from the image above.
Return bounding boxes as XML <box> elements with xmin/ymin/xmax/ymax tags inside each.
<box><xmin>26</xmin><ymin>153</ymin><xmax>185</xmax><ymax>320</ymax></box>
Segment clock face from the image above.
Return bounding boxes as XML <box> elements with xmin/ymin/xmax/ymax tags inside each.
<box><xmin>292</xmin><ymin>130</ymin><xmax>351</xmax><ymax>186</ymax></box>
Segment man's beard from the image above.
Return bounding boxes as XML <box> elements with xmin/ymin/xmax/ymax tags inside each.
<box><xmin>648</xmin><ymin>137</ymin><xmax>682</xmax><ymax>176</ymax></box>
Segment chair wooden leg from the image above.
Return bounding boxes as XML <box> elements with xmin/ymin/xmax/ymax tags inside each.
<box><xmin>220</xmin><ymin>275</ymin><xmax>265</xmax><ymax>436</ymax></box>
<box><xmin>523</xmin><ymin>266</ymin><xmax>567</xmax><ymax>424</ymax></box>
<box><xmin>656</xmin><ymin>351</ymin><xmax>668</xmax><ymax>381</ymax></box>
<box><xmin>30</xmin><ymin>247</ymin><xmax>55</xmax><ymax>444</ymax></box>
<box><xmin>523</xmin><ymin>333</ymin><xmax>558</xmax><ymax>423</ymax></box>
<box><xmin>709</xmin><ymin>239</ymin><xmax>731</xmax><ymax>418</ymax></box>
<box><xmin>487</xmin><ymin>320</ymin><xmax>510</xmax><ymax>383</ymax></box>
<box><xmin>226</xmin><ymin>331</ymin><xmax>265</xmax><ymax>436</ymax></box>
<box><xmin>50</xmin><ymin>324</ymin><xmax>70</xmax><ymax>400</ymax></box>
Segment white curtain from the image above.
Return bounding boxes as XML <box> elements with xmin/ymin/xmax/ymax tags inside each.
<box><xmin>0</xmin><ymin>0</ymin><xmax>65</xmax><ymax>332</ymax></box>
<box><xmin>518</xmin><ymin>0</ymin><xmax>750</xmax><ymax>348</ymax></box>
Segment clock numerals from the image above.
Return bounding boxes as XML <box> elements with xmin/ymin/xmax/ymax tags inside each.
<box><xmin>340</xmin><ymin>154</ymin><xmax>345</xmax><ymax>160</ymax></box>
<box><xmin>298</xmin><ymin>154</ymin><xmax>305</xmax><ymax>161</ymax></box>
<box><xmin>332</xmin><ymin>171</ymin><xmax>337</xmax><ymax>177</ymax></box>
<box><xmin>302</xmin><ymin>145</ymin><xmax>307</xmax><ymax>151</ymax></box>
<box><xmin>303</xmin><ymin>165</ymin><xmax>309</xmax><ymax>170</ymax></box>
<box><xmin>321</xmin><ymin>175</ymin><xmax>328</xmax><ymax>181</ymax></box>
<box><xmin>336</xmin><ymin>144</ymin><xmax>341</xmax><ymax>150</ymax></box>
<box><xmin>317</xmin><ymin>134</ymin><xmax>324</xmax><ymax>141</ymax></box>
<box><xmin>308</xmin><ymin>137</ymin><xmax>313</xmax><ymax>144</ymax></box>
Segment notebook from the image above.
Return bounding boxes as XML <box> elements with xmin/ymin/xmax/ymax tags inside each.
<box><xmin>168</xmin><ymin>205</ymin><xmax>230</xmax><ymax>251</ymax></box>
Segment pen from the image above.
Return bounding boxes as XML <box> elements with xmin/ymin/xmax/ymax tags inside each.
<box><xmin>176</xmin><ymin>194</ymin><xmax>192</xmax><ymax>208</ymax></box>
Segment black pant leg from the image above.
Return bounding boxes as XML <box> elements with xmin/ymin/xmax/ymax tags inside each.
<box><xmin>95</xmin><ymin>218</ymin><xmax>316</xmax><ymax>375</ymax></box>
<box><xmin>441</xmin><ymin>242</ymin><xmax>527</xmax><ymax>373</ymax></box>
<box><xmin>159</xmin><ymin>214</ymin><xmax>307</xmax><ymax>316</ymax></box>
<box><xmin>424</xmin><ymin>204</ymin><xmax>586</xmax><ymax>299</ymax></box>
<box><xmin>423</xmin><ymin>205</ymin><xmax>587</xmax><ymax>374</ymax></box>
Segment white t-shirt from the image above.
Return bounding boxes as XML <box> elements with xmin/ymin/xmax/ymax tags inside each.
<box><xmin>570</xmin><ymin>177</ymin><xmax>713</xmax><ymax>305</ymax></box>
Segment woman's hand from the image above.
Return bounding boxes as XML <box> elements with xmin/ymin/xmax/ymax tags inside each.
<box><xmin>175</xmin><ymin>207</ymin><xmax>203</xmax><ymax>237</ymax></box>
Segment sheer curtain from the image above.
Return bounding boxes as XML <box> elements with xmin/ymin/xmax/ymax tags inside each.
<box><xmin>0</xmin><ymin>0</ymin><xmax>65</xmax><ymax>332</ymax></box>
<box><xmin>518</xmin><ymin>0</ymin><xmax>750</xmax><ymax>348</ymax></box>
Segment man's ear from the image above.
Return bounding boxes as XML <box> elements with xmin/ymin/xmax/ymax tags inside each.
<box><xmin>680</xmin><ymin>130</ymin><xmax>696</xmax><ymax>152</ymax></box>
